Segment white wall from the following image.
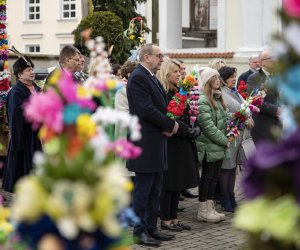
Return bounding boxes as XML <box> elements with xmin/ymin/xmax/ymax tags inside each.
<box><xmin>7</xmin><ymin>0</ymin><xmax>83</xmax><ymax>55</ymax></box>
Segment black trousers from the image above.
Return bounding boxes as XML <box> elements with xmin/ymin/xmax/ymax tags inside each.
<box><xmin>160</xmin><ymin>191</ymin><xmax>180</xmax><ymax>221</ymax></box>
<box><xmin>132</xmin><ymin>172</ymin><xmax>163</xmax><ymax>235</ymax></box>
<box><xmin>199</xmin><ymin>154</ymin><xmax>223</xmax><ymax>202</ymax></box>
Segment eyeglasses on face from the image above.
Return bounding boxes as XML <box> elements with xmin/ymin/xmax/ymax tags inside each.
<box><xmin>150</xmin><ymin>53</ymin><xmax>164</xmax><ymax>59</ymax></box>
<box><xmin>260</xmin><ymin>57</ymin><xmax>272</xmax><ymax>61</ymax></box>
<box><xmin>69</xmin><ymin>57</ymin><xmax>81</xmax><ymax>62</ymax></box>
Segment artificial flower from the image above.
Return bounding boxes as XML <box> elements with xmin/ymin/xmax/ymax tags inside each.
<box><xmin>63</xmin><ymin>103</ymin><xmax>84</xmax><ymax>125</ymax></box>
<box><xmin>57</xmin><ymin>72</ymin><xmax>95</xmax><ymax>111</ymax></box>
<box><xmin>0</xmin><ymin>206</ymin><xmax>13</xmax><ymax>234</ymax></box>
<box><xmin>242</xmin><ymin>128</ymin><xmax>300</xmax><ymax>201</ymax></box>
<box><xmin>76</xmin><ymin>113</ymin><xmax>96</xmax><ymax>138</ymax></box>
<box><xmin>237</xmin><ymin>80</ymin><xmax>247</xmax><ymax>99</ymax></box>
<box><xmin>283</xmin><ymin>0</ymin><xmax>300</xmax><ymax>18</ymax></box>
<box><xmin>24</xmin><ymin>89</ymin><xmax>64</xmax><ymax>132</ymax></box>
<box><xmin>273</xmin><ymin>65</ymin><xmax>300</xmax><ymax>106</ymax></box>
<box><xmin>178</xmin><ymin>74</ymin><xmax>197</xmax><ymax>92</ymax></box>
<box><xmin>283</xmin><ymin>23</ymin><xmax>300</xmax><ymax>56</ymax></box>
<box><xmin>66</xmin><ymin>136</ymin><xmax>84</xmax><ymax>157</ymax></box>
<box><xmin>12</xmin><ymin>36</ymin><xmax>139</xmax><ymax>250</ymax></box>
<box><xmin>12</xmin><ymin>176</ymin><xmax>47</xmax><ymax>222</ymax></box>
<box><xmin>234</xmin><ymin>196</ymin><xmax>300</xmax><ymax>248</ymax></box>
<box><xmin>167</xmin><ymin>93</ymin><xmax>188</xmax><ymax>119</ymax></box>
<box><xmin>109</xmin><ymin>138</ymin><xmax>142</xmax><ymax>159</ymax></box>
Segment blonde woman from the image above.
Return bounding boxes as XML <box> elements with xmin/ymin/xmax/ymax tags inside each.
<box><xmin>157</xmin><ymin>58</ymin><xmax>200</xmax><ymax>231</ymax></box>
<box><xmin>207</xmin><ymin>58</ymin><xmax>226</xmax><ymax>71</ymax></box>
<box><xmin>196</xmin><ymin>67</ymin><xmax>232</xmax><ymax>223</ymax></box>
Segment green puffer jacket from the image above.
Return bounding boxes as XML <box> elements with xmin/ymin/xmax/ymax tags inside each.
<box><xmin>196</xmin><ymin>92</ymin><xmax>229</xmax><ymax>163</ymax></box>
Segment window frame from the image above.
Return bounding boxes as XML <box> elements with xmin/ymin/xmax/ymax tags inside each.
<box><xmin>25</xmin><ymin>0</ymin><xmax>41</xmax><ymax>22</ymax></box>
<box><xmin>25</xmin><ymin>44</ymin><xmax>41</xmax><ymax>53</ymax></box>
<box><xmin>60</xmin><ymin>0</ymin><xmax>77</xmax><ymax>20</ymax></box>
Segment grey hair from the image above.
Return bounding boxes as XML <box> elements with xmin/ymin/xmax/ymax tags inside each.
<box><xmin>249</xmin><ymin>54</ymin><xmax>259</xmax><ymax>63</ymax></box>
<box><xmin>138</xmin><ymin>43</ymin><xmax>157</xmax><ymax>62</ymax></box>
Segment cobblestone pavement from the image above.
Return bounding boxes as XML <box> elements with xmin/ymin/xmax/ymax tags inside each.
<box><xmin>132</xmin><ymin>171</ymin><xmax>246</xmax><ymax>250</ymax></box>
<box><xmin>0</xmin><ymin>171</ymin><xmax>246</xmax><ymax>250</ymax></box>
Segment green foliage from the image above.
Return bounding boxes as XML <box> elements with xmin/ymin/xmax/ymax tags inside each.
<box><xmin>72</xmin><ymin>11</ymin><xmax>125</xmax><ymax>63</ymax></box>
<box><xmin>88</xmin><ymin>0</ymin><xmax>150</xmax><ymax>63</ymax></box>
<box><xmin>92</xmin><ymin>0</ymin><xmax>148</xmax><ymax>28</ymax></box>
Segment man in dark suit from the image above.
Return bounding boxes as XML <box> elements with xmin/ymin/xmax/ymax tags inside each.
<box><xmin>236</xmin><ymin>55</ymin><xmax>260</xmax><ymax>89</ymax></box>
<box><xmin>44</xmin><ymin>45</ymin><xmax>82</xmax><ymax>88</ymax></box>
<box><xmin>246</xmin><ymin>49</ymin><xmax>281</xmax><ymax>144</ymax></box>
<box><xmin>126</xmin><ymin>44</ymin><xmax>179</xmax><ymax>247</ymax></box>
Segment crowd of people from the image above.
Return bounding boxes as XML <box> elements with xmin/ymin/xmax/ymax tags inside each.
<box><xmin>0</xmin><ymin>43</ymin><xmax>282</xmax><ymax>247</ymax></box>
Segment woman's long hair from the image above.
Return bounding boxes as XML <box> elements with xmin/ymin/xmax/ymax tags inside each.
<box><xmin>156</xmin><ymin>57</ymin><xmax>181</xmax><ymax>92</ymax></box>
<box><xmin>203</xmin><ymin>75</ymin><xmax>227</xmax><ymax>110</ymax></box>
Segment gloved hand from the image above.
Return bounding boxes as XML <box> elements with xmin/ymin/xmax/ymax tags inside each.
<box><xmin>186</xmin><ymin>127</ymin><xmax>201</xmax><ymax>139</ymax></box>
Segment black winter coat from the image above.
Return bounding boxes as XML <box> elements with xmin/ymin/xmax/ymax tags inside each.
<box><xmin>162</xmin><ymin>90</ymin><xmax>200</xmax><ymax>191</ymax></box>
<box><xmin>126</xmin><ymin>64</ymin><xmax>176</xmax><ymax>173</ymax></box>
<box><xmin>2</xmin><ymin>81</ymin><xmax>42</xmax><ymax>192</ymax></box>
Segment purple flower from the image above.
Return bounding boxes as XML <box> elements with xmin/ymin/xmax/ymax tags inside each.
<box><xmin>242</xmin><ymin>128</ymin><xmax>300</xmax><ymax>202</ymax></box>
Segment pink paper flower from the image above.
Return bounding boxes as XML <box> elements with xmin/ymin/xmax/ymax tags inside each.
<box><xmin>58</xmin><ymin>72</ymin><xmax>96</xmax><ymax>110</ymax></box>
<box><xmin>283</xmin><ymin>0</ymin><xmax>300</xmax><ymax>18</ymax></box>
<box><xmin>109</xmin><ymin>138</ymin><xmax>142</xmax><ymax>159</ymax></box>
<box><xmin>24</xmin><ymin>89</ymin><xmax>64</xmax><ymax>132</ymax></box>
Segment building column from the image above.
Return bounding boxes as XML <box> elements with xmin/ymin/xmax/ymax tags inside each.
<box><xmin>159</xmin><ymin>0</ymin><xmax>182</xmax><ymax>51</ymax></box>
<box><xmin>235</xmin><ymin>0</ymin><xmax>280</xmax><ymax>57</ymax></box>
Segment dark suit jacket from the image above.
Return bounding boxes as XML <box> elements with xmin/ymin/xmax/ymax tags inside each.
<box><xmin>246</xmin><ymin>69</ymin><xmax>281</xmax><ymax>143</ymax></box>
<box><xmin>126</xmin><ymin>64</ymin><xmax>175</xmax><ymax>173</ymax></box>
<box><xmin>237</xmin><ymin>69</ymin><xmax>254</xmax><ymax>89</ymax></box>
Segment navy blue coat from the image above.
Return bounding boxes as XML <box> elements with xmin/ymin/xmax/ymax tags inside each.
<box><xmin>237</xmin><ymin>69</ymin><xmax>254</xmax><ymax>89</ymax></box>
<box><xmin>2</xmin><ymin>80</ymin><xmax>42</xmax><ymax>192</ymax></box>
<box><xmin>126</xmin><ymin>64</ymin><xmax>175</xmax><ymax>173</ymax></box>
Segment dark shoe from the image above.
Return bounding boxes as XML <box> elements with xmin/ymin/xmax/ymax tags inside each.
<box><xmin>177</xmin><ymin>205</ymin><xmax>185</xmax><ymax>212</ymax></box>
<box><xmin>134</xmin><ymin>232</ymin><xmax>161</xmax><ymax>247</ymax></box>
<box><xmin>220</xmin><ymin>194</ymin><xmax>234</xmax><ymax>213</ymax></box>
<box><xmin>229</xmin><ymin>192</ymin><xmax>238</xmax><ymax>209</ymax></box>
<box><xmin>161</xmin><ymin>221</ymin><xmax>182</xmax><ymax>232</ymax></box>
<box><xmin>176</xmin><ymin>221</ymin><xmax>191</xmax><ymax>230</ymax></box>
<box><xmin>181</xmin><ymin>189</ymin><xmax>198</xmax><ymax>198</ymax></box>
<box><xmin>149</xmin><ymin>230</ymin><xmax>175</xmax><ymax>241</ymax></box>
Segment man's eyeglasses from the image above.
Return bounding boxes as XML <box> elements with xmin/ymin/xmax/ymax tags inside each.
<box><xmin>70</xmin><ymin>57</ymin><xmax>81</xmax><ymax>62</ymax></box>
<box><xmin>150</xmin><ymin>53</ymin><xmax>164</xmax><ymax>59</ymax></box>
<box><xmin>261</xmin><ymin>57</ymin><xmax>272</xmax><ymax>61</ymax></box>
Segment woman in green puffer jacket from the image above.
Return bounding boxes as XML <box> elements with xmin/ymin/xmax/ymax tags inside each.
<box><xmin>196</xmin><ymin>67</ymin><xmax>232</xmax><ymax>223</ymax></box>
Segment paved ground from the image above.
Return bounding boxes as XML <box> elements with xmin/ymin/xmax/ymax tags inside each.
<box><xmin>131</xmin><ymin>178</ymin><xmax>246</xmax><ymax>250</ymax></box>
<box><xmin>0</xmin><ymin>171</ymin><xmax>246</xmax><ymax>250</ymax></box>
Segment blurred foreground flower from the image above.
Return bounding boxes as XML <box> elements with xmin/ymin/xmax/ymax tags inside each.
<box><xmin>8</xmin><ymin>36</ymin><xmax>142</xmax><ymax>250</ymax></box>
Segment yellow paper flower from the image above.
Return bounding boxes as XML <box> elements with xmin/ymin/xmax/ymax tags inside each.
<box><xmin>138</xmin><ymin>37</ymin><xmax>145</xmax><ymax>43</ymax></box>
<box><xmin>76</xmin><ymin>114</ymin><xmax>96</xmax><ymax>138</ymax></box>
<box><xmin>12</xmin><ymin>176</ymin><xmax>48</xmax><ymax>222</ymax></box>
<box><xmin>129</xmin><ymin>34</ymin><xmax>135</xmax><ymax>40</ymax></box>
<box><xmin>0</xmin><ymin>220</ymin><xmax>14</xmax><ymax>234</ymax></box>
<box><xmin>106</xmin><ymin>79</ymin><xmax>117</xmax><ymax>89</ymax></box>
<box><xmin>0</xmin><ymin>206</ymin><xmax>13</xmax><ymax>234</ymax></box>
<box><xmin>77</xmin><ymin>86</ymin><xmax>90</xmax><ymax>98</ymax></box>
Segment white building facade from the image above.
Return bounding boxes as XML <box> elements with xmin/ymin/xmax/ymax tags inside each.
<box><xmin>7</xmin><ymin>0</ymin><xmax>88</xmax><ymax>56</ymax></box>
<box><xmin>6</xmin><ymin>0</ymin><xmax>282</xmax><ymax>72</ymax></box>
<box><xmin>139</xmin><ymin>0</ymin><xmax>282</xmax><ymax>72</ymax></box>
